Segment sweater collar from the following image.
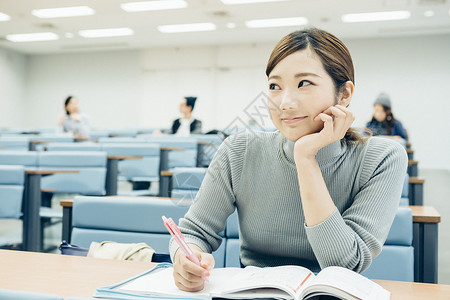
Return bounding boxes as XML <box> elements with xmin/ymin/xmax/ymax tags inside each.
<box><xmin>280</xmin><ymin>132</ymin><xmax>346</xmax><ymax>167</ymax></box>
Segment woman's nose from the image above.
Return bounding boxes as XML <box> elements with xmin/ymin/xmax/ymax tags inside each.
<box><xmin>279</xmin><ymin>90</ymin><xmax>298</xmax><ymax>111</ymax></box>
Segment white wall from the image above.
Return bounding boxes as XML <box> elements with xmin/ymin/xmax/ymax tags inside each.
<box><xmin>0</xmin><ymin>47</ymin><xmax>27</xmax><ymax>127</ymax></box>
<box><xmin>23</xmin><ymin>34</ymin><xmax>450</xmax><ymax>170</ymax></box>
<box><xmin>25</xmin><ymin>50</ymin><xmax>141</xmax><ymax>129</ymax></box>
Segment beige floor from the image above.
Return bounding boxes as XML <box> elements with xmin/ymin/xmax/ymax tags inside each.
<box><xmin>1</xmin><ymin>170</ymin><xmax>449</xmax><ymax>284</ymax></box>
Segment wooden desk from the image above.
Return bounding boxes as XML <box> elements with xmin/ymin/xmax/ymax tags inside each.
<box><xmin>406</xmin><ymin>206</ymin><xmax>441</xmax><ymax>284</ymax></box>
<box><xmin>408</xmin><ymin>160</ymin><xmax>419</xmax><ymax>176</ymax></box>
<box><xmin>23</xmin><ymin>170</ymin><xmax>79</xmax><ymax>252</ymax></box>
<box><xmin>1</xmin><ymin>250</ymin><xmax>449</xmax><ymax>299</ymax></box>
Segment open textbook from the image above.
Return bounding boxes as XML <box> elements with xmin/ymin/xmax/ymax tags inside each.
<box><xmin>94</xmin><ymin>263</ymin><xmax>390</xmax><ymax>300</ymax></box>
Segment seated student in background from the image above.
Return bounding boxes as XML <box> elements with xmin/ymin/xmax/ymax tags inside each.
<box><xmin>153</xmin><ymin>96</ymin><xmax>202</xmax><ymax>136</ymax></box>
<box><xmin>170</xmin><ymin>96</ymin><xmax>202</xmax><ymax>136</ymax></box>
<box><xmin>170</xmin><ymin>28</ymin><xmax>408</xmax><ymax>292</ymax></box>
<box><xmin>57</xmin><ymin>95</ymin><xmax>91</xmax><ymax>139</ymax></box>
<box><xmin>366</xmin><ymin>93</ymin><xmax>408</xmax><ymax>141</ymax></box>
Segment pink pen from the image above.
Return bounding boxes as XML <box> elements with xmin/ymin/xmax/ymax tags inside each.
<box><xmin>162</xmin><ymin>216</ymin><xmax>201</xmax><ymax>266</ymax></box>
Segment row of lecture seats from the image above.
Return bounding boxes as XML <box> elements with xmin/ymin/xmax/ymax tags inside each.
<box><xmin>65</xmin><ymin>195</ymin><xmax>414</xmax><ymax>282</ymax></box>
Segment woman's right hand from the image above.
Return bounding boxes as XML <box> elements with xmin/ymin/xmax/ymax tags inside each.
<box><xmin>173</xmin><ymin>245</ymin><xmax>215</xmax><ymax>292</ymax></box>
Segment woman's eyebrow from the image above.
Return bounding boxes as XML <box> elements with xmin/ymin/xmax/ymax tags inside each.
<box><xmin>268</xmin><ymin>72</ymin><xmax>321</xmax><ymax>81</ymax></box>
<box><xmin>294</xmin><ymin>72</ymin><xmax>321</xmax><ymax>78</ymax></box>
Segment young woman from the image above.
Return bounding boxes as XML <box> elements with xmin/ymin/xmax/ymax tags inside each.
<box><xmin>170</xmin><ymin>28</ymin><xmax>408</xmax><ymax>292</ymax></box>
<box><xmin>57</xmin><ymin>96</ymin><xmax>91</xmax><ymax>139</ymax></box>
<box><xmin>366</xmin><ymin>93</ymin><xmax>408</xmax><ymax>141</ymax></box>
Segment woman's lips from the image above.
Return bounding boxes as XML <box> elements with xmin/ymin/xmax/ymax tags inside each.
<box><xmin>281</xmin><ymin>116</ymin><xmax>307</xmax><ymax>124</ymax></box>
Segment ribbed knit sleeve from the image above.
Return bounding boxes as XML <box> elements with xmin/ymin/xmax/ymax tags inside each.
<box><xmin>169</xmin><ymin>133</ymin><xmax>246</xmax><ymax>260</ymax></box>
<box><xmin>304</xmin><ymin>138</ymin><xmax>408</xmax><ymax>273</ymax></box>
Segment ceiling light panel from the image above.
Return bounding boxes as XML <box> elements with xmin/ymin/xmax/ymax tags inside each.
<box><xmin>341</xmin><ymin>11</ymin><xmax>411</xmax><ymax>23</ymax></box>
<box><xmin>121</xmin><ymin>0</ymin><xmax>187</xmax><ymax>12</ymax></box>
<box><xmin>158</xmin><ymin>23</ymin><xmax>216</xmax><ymax>33</ymax></box>
<box><xmin>79</xmin><ymin>28</ymin><xmax>134</xmax><ymax>38</ymax></box>
<box><xmin>0</xmin><ymin>12</ymin><xmax>11</xmax><ymax>21</ymax></box>
<box><xmin>32</xmin><ymin>6</ymin><xmax>94</xmax><ymax>18</ymax></box>
<box><xmin>6</xmin><ymin>32</ymin><xmax>59</xmax><ymax>42</ymax></box>
<box><xmin>245</xmin><ymin>17</ymin><xmax>308</xmax><ymax>28</ymax></box>
<box><xmin>221</xmin><ymin>0</ymin><xmax>287</xmax><ymax>4</ymax></box>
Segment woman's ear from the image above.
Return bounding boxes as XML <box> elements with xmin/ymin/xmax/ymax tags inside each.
<box><xmin>338</xmin><ymin>81</ymin><xmax>354</xmax><ymax>107</ymax></box>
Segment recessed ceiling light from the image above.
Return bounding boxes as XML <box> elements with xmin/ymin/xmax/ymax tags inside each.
<box><xmin>341</xmin><ymin>11</ymin><xmax>411</xmax><ymax>23</ymax></box>
<box><xmin>245</xmin><ymin>17</ymin><xmax>308</xmax><ymax>28</ymax></box>
<box><xmin>6</xmin><ymin>32</ymin><xmax>59</xmax><ymax>42</ymax></box>
<box><xmin>32</xmin><ymin>6</ymin><xmax>94</xmax><ymax>18</ymax></box>
<box><xmin>65</xmin><ymin>33</ymin><xmax>74</xmax><ymax>38</ymax></box>
<box><xmin>226</xmin><ymin>22</ymin><xmax>237</xmax><ymax>29</ymax></box>
<box><xmin>221</xmin><ymin>0</ymin><xmax>287</xmax><ymax>4</ymax></box>
<box><xmin>79</xmin><ymin>28</ymin><xmax>134</xmax><ymax>38</ymax></box>
<box><xmin>0</xmin><ymin>12</ymin><xmax>11</xmax><ymax>21</ymax></box>
<box><xmin>158</xmin><ymin>23</ymin><xmax>216</xmax><ymax>33</ymax></box>
<box><xmin>424</xmin><ymin>10</ymin><xmax>435</xmax><ymax>17</ymax></box>
<box><xmin>121</xmin><ymin>0</ymin><xmax>187</xmax><ymax>12</ymax></box>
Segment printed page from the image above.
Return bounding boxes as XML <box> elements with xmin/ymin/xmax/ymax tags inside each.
<box><xmin>216</xmin><ymin>265</ymin><xmax>315</xmax><ymax>300</ymax></box>
<box><xmin>300</xmin><ymin>266</ymin><xmax>390</xmax><ymax>300</ymax></box>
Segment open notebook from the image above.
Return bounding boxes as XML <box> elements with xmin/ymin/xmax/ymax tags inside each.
<box><xmin>94</xmin><ymin>263</ymin><xmax>390</xmax><ymax>300</ymax></box>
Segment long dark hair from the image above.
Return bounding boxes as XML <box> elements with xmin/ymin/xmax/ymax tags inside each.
<box><xmin>64</xmin><ymin>96</ymin><xmax>73</xmax><ymax>115</ymax></box>
<box><xmin>370</xmin><ymin>105</ymin><xmax>396</xmax><ymax>135</ymax></box>
<box><xmin>266</xmin><ymin>27</ymin><xmax>370</xmax><ymax>143</ymax></box>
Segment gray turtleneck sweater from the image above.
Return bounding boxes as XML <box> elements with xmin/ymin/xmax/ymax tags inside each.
<box><xmin>169</xmin><ymin>130</ymin><xmax>408</xmax><ymax>273</ymax></box>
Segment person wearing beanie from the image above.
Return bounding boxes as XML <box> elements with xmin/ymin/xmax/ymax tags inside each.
<box><xmin>366</xmin><ymin>93</ymin><xmax>408</xmax><ymax>141</ymax></box>
<box><xmin>170</xmin><ymin>96</ymin><xmax>202</xmax><ymax>136</ymax></box>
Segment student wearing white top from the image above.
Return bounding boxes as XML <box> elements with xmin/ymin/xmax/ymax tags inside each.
<box><xmin>57</xmin><ymin>96</ymin><xmax>90</xmax><ymax>139</ymax></box>
<box><xmin>170</xmin><ymin>97</ymin><xmax>202</xmax><ymax>136</ymax></box>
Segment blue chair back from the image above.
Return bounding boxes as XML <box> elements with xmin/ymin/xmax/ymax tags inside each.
<box><xmin>0</xmin><ymin>136</ymin><xmax>30</xmax><ymax>151</ymax></box>
<box><xmin>38</xmin><ymin>151</ymin><xmax>107</xmax><ymax>195</ymax></box>
<box><xmin>362</xmin><ymin>207</ymin><xmax>414</xmax><ymax>282</ymax></box>
<box><xmin>0</xmin><ymin>151</ymin><xmax>38</xmax><ymax>168</ymax></box>
<box><xmin>70</xmin><ymin>196</ymin><xmax>226</xmax><ymax>267</ymax></box>
<box><xmin>399</xmin><ymin>173</ymin><xmax>409</xmax><ymax>206</ymax></box>
<box><xmin>171</xmin><ymin>167</ymin><xmax>207</xmax><ymax>200</ymax></box>
<box><xmin>0</xmin><ymin>165</ymin><xmax>25</xmax><ymax>219</ymax></box>
<box><xmin>191</xmin><ymin>134</ymin><xmax>224</xmax><ymax>167</ymax></box>
<box><xmin>101</xmin><ymin>143</ymin><xmax>160</xmax><ymax>182</ymax></box>
<box><xmin>45</xmin><ymin>142</ymin><xmax>101</xmax><ymax>152</ymax></box>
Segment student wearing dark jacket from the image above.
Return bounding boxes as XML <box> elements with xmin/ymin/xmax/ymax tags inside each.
<box><xmin>170</xmin><ymin>96</ymin><xmax>202</xmax><ymax>136</ymax></box>
<box><xmin>366</xmin><ymin>93</ymin><xmax>408</xmax><ymax>141</ymax></box>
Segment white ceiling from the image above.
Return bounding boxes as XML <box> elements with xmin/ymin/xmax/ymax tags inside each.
<box><xmin>1</xmin><ymin>0</ymin><xmax>450</xmax><ymax>54</ymax></box>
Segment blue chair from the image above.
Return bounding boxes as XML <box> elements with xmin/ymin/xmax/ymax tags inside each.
<box><xmin>45</xmin><ymin>142</ymin><xmax>101</xmax><ymax>152</ymax></box>
<box><xmin>0</xmin><ymin>151</ymin><xmax>38</xmax><ymax>169</ymax></box>
<box><xmin>100</xmin><ymin>143</ymin><xmax>160</xmax><ymax>195</ymax></box>
<box><xmin>171</xmin><ymin>167</ymin><xmax>207</xmax><ymax>200</ymax></box>
<box><xmin>0</xmin><ymin>136</ymin><xmax>30</xmax><ymax>151</ymax></box>
<box><xmin>225</xmin><ymin>210</ymin><xmax>240</xmax><ymax>267</ymax></box>
<box><xmin>190</xmin><ymin>134</ymin><xmax>224</xmax><ymax>167</ymax></box>
<box><xmin>138</xmin><ymin>136</ymin><xmax>198</xmax><ymax>169</ymax></box>
<box><xmin>38</xmin><ymin>151</ymin><xmax>107</xmax><ymax>195</ymax></box>
<box><xmin>400</xmin><ymin>174</ymin><xmax>409</xmax><ymax>206</ymax></box>
<box><xmin>362</xmin><ymin>207</ymin><xmax>414</xmax><ymax>282</ymax></box>
<box><xmin>69</xmin><ymin>196</ymin><xmax>226</xmax><ymax>267</ymax></box>
<box><xmin>0</xmin><ymin>165</ymin><xmax>25</xmax><ymax>247</ymax></box>
<box><xmin>0</xmin><ymin>288</ymin><xmax>63</xmax><ymax>300</ymax></box>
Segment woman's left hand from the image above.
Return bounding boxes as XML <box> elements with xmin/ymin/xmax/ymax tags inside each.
<box><xmin>294</xmin><ymin>105</ymin><xmax>355</xmax><ymax>161</ymax></box>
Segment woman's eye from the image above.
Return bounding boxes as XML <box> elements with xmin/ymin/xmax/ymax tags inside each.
<box><xmin>269</xmin><ymin>83</ymin><xmax>280</xmax><ymax>90</ymax></box>
<box><xmin>298</xmin><ymin>80</ymin><xmax>312</xmax><ymax>88</ymax></box>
